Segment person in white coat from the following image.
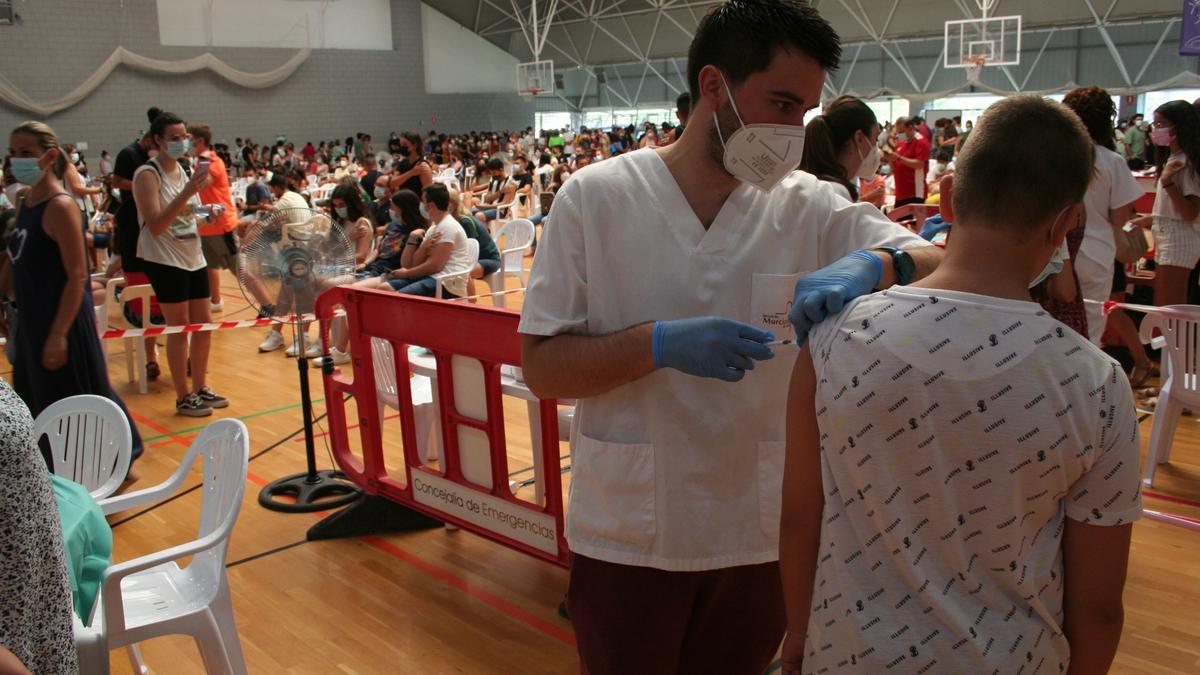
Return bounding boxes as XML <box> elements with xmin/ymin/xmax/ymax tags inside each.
<box><xmin>518</xmin><ymin>2</ymin><xmax>942</xmax><ymax>673</ymax></box>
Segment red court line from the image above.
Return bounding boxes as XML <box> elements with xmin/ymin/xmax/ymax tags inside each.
<box><xmin>130</xmin><ymin>411</ymin><xmax>193</xmax><ymax>449</ymax></box>
<box><xmin>1143</xmin><ymin>489</ymin><xmax>1200</xmax><ymax>510</ymax></box>
<box><xmin>297</xmin><ymin>413</ymin><xmax>401</xmax><ymax>441</ymax></box>
<box><xmin>243</xmin><ymin>470</ymin><xmax>575</xmax><ymax>647</ymax></box>
<box><xmin>152</xmin><ymin>433</ymin><xmax>197</xmax><ymax>449</ymax></box>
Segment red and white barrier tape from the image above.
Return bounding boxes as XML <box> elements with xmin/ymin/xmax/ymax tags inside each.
<box><xmin>1084</xmin><ymin>299</ymin><xmax>1200</xmax><ymax>321</ymax></box>
<box><xmin>448</xmin><ymin>287</ymin><xmax>527</xmax><ymax>303</ymax></box>
<box><xmin>99</xmin><ymin>312</ymin><xmax>343</xmax><ymax>340</ymax></box>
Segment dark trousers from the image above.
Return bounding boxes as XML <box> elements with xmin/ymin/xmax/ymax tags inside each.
<box><xmin>566</xmin><ymin>553</ymin><xmax>786</xmax><ymax>675</ymax></box>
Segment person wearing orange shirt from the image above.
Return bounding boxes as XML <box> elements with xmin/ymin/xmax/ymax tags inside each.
<box><xmin>189</xmin><ymin>124</ymin><xmax>239</xmax><ymax>313</ymax></box>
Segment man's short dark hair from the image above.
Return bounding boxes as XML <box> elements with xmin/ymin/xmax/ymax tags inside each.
<box><xmin>954</xmin><ymin>96</ymin><xmax>1093</xmax><ymax>234</ymax></box>
<box><xmin>687</xmin><ymin>0</ymin><xmax>840</xmax><ymax>102</ymax></box>
<box><xmin>268</xmin><ymin>173</ymin><xmax>289</xmax><ymax>189</ymax></box>
<box><xmin>486</xmin><ymin>158</ymin><xmax>505</xmax><ymax>171</ymax></box>
<box><xmin>676</xmin><ymin>91</ymin><xmax>692</xmax><ymax>116</ymax></box>
<box><xmin>422</xmin><ymin>183</ymin><xmax>450</xmax><ymax>211</ymax></box>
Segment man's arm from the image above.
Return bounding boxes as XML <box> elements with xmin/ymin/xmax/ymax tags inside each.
<box><xmin>521</xmin><ymin>326</ymin><xmax>657</xmax><ymax>400</ymax></box>
<box><xmin>871</xmin><ymin>245</ymin><xmax>942</xmax><ymax>288</ymax></box>
<box><xmin>779</xmin><ymin>346</ymin><xmax>824</xmax><ymax>674</ymax></box>
<box><xmin>1063</xmin><ymin>520</ymin><xmax>1131</xmax><ymax>674</ymax></box>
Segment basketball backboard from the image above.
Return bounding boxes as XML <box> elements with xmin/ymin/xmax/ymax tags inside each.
<box><xmin>944</xmin><ymin>15</ymin><xmax>1022</xmax><ymax>69</ymax></box>
<box><xmin>518</xmin><ymin>60</ymin><xmax>555</xmax><ymax>96</ymax></box>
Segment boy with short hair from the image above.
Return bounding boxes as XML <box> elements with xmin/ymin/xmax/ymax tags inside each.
<box><xmin>780</xmin><ymin>96</ymin><xmax>1141</xmax><ymax>674</ymax></box>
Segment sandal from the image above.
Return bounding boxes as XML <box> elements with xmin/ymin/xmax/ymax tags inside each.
<box><xmin>1130</xmin><ymin>363</ymin><xmax>1160</xmax><ymax>388</ymax></box>
<box><xmin>146</xmin><ymin>361</ymin><xmax>160</xmax><ymax>380</ymax></box>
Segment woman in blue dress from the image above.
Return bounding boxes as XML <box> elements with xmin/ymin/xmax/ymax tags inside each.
<box><xmin>5</xmin><ymin>121</ymin><xmax>143</xmax><ymax>465</ymax></box>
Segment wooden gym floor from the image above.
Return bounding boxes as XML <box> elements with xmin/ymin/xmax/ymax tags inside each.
<box><xmin>8</xmin><ymin>268</ymin><xmax>1200</xmax><ymax>674</ymax></box>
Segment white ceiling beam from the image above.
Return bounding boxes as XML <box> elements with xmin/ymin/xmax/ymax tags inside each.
<box><xmin>1134</xmin><ymin>17</ymin><xmax>1179</xmax><ymax>85</ymax></box>
<box><xmin>1081</xmin><ymin>0</ymin><xmax>1133</xmax><ymax>86</ymax></box>
<box><xmin>1019</xmin><ymin>29</ymin><xmax>1057</xmax><ymax>91</ymax></box>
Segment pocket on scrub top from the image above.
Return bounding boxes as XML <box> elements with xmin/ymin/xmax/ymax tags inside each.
<box><xmin>758</xmin><ymin>441</ymin><xmax>787</xmax><ymax>537</ymax></box>
<box><xmin>751</xmin><ymin>272</ymin><xmax>802</xmax><ymax>341</ymax></box>
<box><xmin>569</xmin><ymin>433</ymin><xmax>656</xmax><ymax>547</ymax></box>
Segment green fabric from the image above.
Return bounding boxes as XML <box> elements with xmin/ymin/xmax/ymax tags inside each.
<box><xmin>53</xmin><ymin>475</ymin><xmax>112</xmax><ymax>622</ymax></box>
<box><xmin>548</xmin><ymin>135</ymin><xmax>564</xmax><ymax>148</ymax></box>
<box><xmin>1126</xmin><ymin>127</ymin><xmax>1147</xmax><ymax>159</ymax></box>
<box><xmin>331</xmin><ymin>146</ymin><xmax>345</xmax><ymax>160</ymax></box>
<box><xmin>459</xmin><ymin>216</ymin><xmax>500</xmax><ymax>262</ymax></box>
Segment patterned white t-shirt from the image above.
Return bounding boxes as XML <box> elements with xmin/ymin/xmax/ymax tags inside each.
<box><xmin>801</xmin><ymin>287</ymin><xmax>1141</xmax><ymax>674</ymax></box>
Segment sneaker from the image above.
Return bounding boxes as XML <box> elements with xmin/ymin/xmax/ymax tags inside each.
<box><xmin>259</xmin><ymin>331</ymin><xmax>285</xmax><ymax>352</ymax></box>
<box><xmin>304</xmin><ymin>341</ymin><xmax>323</xmax><ymax>359</ymax></box>
<box><xmin>196</xmin><ymin>386</ymin><xmax>229</xmax><ymax>409</ymax></box>
<box><xmin>312</xmin><ymin>347</ymin><xmax>350</xmax><ymax>368</ymax></box>
<box><xmin>210</xmin><ymin>300</ymin><xmax>225</xmax><ymax>314</ymax></box>
<box><xmin>146</xmin><ymin>361</ymin><xmax>160</xmax><ymax>380</ymax></box>
<box><xmin>258</xmin><ymin>303</ymin><xmax>276</xmax><ymax>319</ymax></box>
<box><xmin>286</xmin><ymin>339</ymin><xmax>303</xmax><ymax>357</ymax></box>
<box><xmin>176</xmin><ymin>393</ymin><xmax>213</xmax><ymax>417</ymax></box>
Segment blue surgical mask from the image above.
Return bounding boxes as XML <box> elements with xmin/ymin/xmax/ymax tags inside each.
<box><xmin>10</xmin><ymin>157</ymin><xmax>45</xmax><ymax>186</ymax></box>
<box><xmin>896</xmin><ymin>132</ymin><xmax>910</xmax><ymax>142</ymax></box>
<box><xmin>166</xmin><ymin>139</ymin><xmax>191</xmax><ymax>159</ymax></box>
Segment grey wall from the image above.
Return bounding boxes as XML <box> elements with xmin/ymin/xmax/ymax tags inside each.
<box><xmin>0</xmin><ymin>0</ymin><xmax>534</xmax><ymax>159</ymax></box>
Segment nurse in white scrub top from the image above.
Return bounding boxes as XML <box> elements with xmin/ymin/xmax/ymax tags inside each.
<box><xmin>518</xmin><ymin>3</ymin><xmax>942</xmax><ymax>673</ymax></box>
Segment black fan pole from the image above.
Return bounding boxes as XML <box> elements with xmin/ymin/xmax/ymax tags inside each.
<box><xmin>257</xmin><ymin>313</ymin><xmax>361</xmax><ymax>512</ymax></box>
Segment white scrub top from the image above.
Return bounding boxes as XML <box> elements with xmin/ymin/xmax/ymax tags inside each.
<box><xmin>1075</xmin><ymin>145</ymin><xmax>1144</xmax><ymax>345</ymax></box>
<box><xmin>519</xmin><ymin>149</ymin><xmax>928</xmax><ymax>571</ymax></box>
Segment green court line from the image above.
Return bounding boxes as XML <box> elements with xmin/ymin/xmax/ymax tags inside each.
<box><xmin>140</xmin><ymin>398</ymin><xmax>326</xmax><ymax>442</ymax></box>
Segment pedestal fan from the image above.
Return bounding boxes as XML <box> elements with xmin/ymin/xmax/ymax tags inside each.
<box><xmin>238</xmin><ymin>206</ymin><xmax>362</xmax><ymax>512</ymax></box>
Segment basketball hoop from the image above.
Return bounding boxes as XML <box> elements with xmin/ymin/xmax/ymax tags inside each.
<box><xmin>965</xmin><ymin>57</ymin><xmax>987</xmax><ymax>83</ymax></box>
<box><xmin>519</xmin><ymin>87</ymin><xmax>543</xmax><ymax>101</ymax></box>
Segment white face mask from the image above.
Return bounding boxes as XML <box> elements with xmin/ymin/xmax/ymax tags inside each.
<box><xmin>712</xmin><ymin>74</ymin><xmax>806</xmax><ymax>192</ymax></box>
<box><xmin>855</xmin><ymin>137</ymin><xmax>882</xmax><ymax>180</ymax></box>
<box><xmin>335</xmin><ymin>206</ymin><xmax>349</xmax><ymax>219</ymax></box>
<box><xmin>70</xmin><ymin>152</ymin><xmax>80</xmax><ymax>164</ymax></box>
<box><xmin>374</xmin><ymin>186</ymin><xmax>386</xmax><ymax>199</ymax></box>
<box><xmin>419</xmin><ymin>203</ymin><xmax>430</xmax><ymax>219</ymax></box>
<box><xmin>1029</xmin><ymin>206</ymin><xmax>1073</xmax><ymax>288</ymax></box>
<box><xmin>896</xmin><ymin>132</ymin><xmax>910</xmax><ymax>143</ymax></box>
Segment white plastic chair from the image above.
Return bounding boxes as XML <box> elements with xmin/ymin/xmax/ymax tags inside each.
<box><xmin>1140</xmin><ymin>306</ymin><xmax>1200</xmax><ymax>486</ymax></box>
<box><xmin>75</xmin><ymin>419</ymin><xmax>250</xmax><ymax>675</ymax></box>
<box><xmin>481</xmin><ymin>219</ymin><xmax>534</xmax><ymax>308</ymax></box>
<box><xmin>110</xmin><ymin>278</ymin><xmax>157</xmax><ymax>394</ymax></box>
<box><xmin>434</xmin><ymin>239</ymin><xmax>479</xmax><ymax>300</ymax></box>
<box><xmin>33</xmin><ymin>394</ymin><xmax>132</xmax><ymax>503</ymax></box>
<box><xmin>371</xmin><ymin>337</ymin><xmax>438</xmax><ymax>462</ymax></box>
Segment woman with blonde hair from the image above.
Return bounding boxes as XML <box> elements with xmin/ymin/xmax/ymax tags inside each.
<box><xmin>5</xmin><ymin>120</ymin><xmax>143</xmax><ymax>461</ymax></box>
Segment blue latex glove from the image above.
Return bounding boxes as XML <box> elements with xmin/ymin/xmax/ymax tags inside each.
<box><xmin>789</xmin><ymin>250</ymin><xmax>883</xmax><ymax>345</ymax></box>
<box><xmin>918</xmin><ymin>214</ymin><xmax>950</xmax><ymax>241</ymax></box>
<box><xmin>652</xmin><ymin>317</ymin><xmax>775</xmax><ymax>382</ymax></box>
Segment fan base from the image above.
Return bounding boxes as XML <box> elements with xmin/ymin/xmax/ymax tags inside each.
<box><xmin>258</xmin><ymin>469</ymin><xmax>362</xmax><ymax>513</ymax></box>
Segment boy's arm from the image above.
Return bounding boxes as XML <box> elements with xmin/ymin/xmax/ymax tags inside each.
<box><xmin>779</xmin><ymin>346</ymin><xmax>825</xmax><ymax>674</ymax></box>
<box><xmin>1063</xmin><ymin>520</ymin><xmax>1132</xmax><ymax>674</ymax></box>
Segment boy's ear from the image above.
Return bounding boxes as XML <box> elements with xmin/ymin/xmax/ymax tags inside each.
<box><xmin>1049</xmin><ymin>202</ymin><xmax>1083</xmax><ymax>247</ymax></box>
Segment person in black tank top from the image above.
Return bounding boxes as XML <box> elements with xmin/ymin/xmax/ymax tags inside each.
<box><xmin>389</xmin><ymin>132</ymin><xmax>433</xmax><ymax>196</ymax></box>
<box><xmin>6</xmin><ymin>121</ymin><xmax>144</xmax><ymax>465</ymax></box>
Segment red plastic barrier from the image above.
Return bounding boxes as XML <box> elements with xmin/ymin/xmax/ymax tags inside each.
<box><xmin>314</xmin><ymin>287</ymin><xmax>569</xmax><ymax>567</ymax></box>
<box><xmin>887</xmin><ymin>203</ymin><xmax>939</xmax><ymax>232</ymax></box>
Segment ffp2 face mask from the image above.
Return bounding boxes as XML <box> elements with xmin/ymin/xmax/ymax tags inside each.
<box><xmin>712</xmin><ymin>74</ymin><xmax>807</xmax><ymax>193</ymax></box>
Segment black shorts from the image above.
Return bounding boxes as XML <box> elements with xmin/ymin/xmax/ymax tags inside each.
<box><xmin>141</xmin><ymin>260</ymin><xmax>210</xmax><ymax>304</ymax></box>
<box><xmin>1113</xmin><ymin>262</ymin><xmax>1127</xmax><ymax>295</ymax></box>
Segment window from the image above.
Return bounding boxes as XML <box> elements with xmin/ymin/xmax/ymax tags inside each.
<box><xmin>0</xmin><ymin>1</ymin><xmax>14</xmax><ymax>25</ymax></box>
<box><xmin>1144</xmin><ymin>89</ymin><xmax>1200</xmax><ymax>117</ymax></box>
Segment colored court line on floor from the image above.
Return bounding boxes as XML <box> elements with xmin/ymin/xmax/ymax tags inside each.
<box><xmin>297</xmin><ymin>412</ymin><xmax>400</xmax><ymax>441</ymax></box>
<box><xmin>1143</xmin><ymin>489</ymin><xmax>1200</xmax><ymax>510</ymax></box>
<box><xmin>243</xmin><ymin>470</ymin><xmax>577</xmax><ymax>648</ymax></box>
<box><xmin>130</xmin><ymin>410</ymin><xmax>194</xmax><ymax>448</ymax></box>
<box><xmin>140</xmin><ymin>398</ymin><xmax>326</xmax><ymax>443</ymax></box>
